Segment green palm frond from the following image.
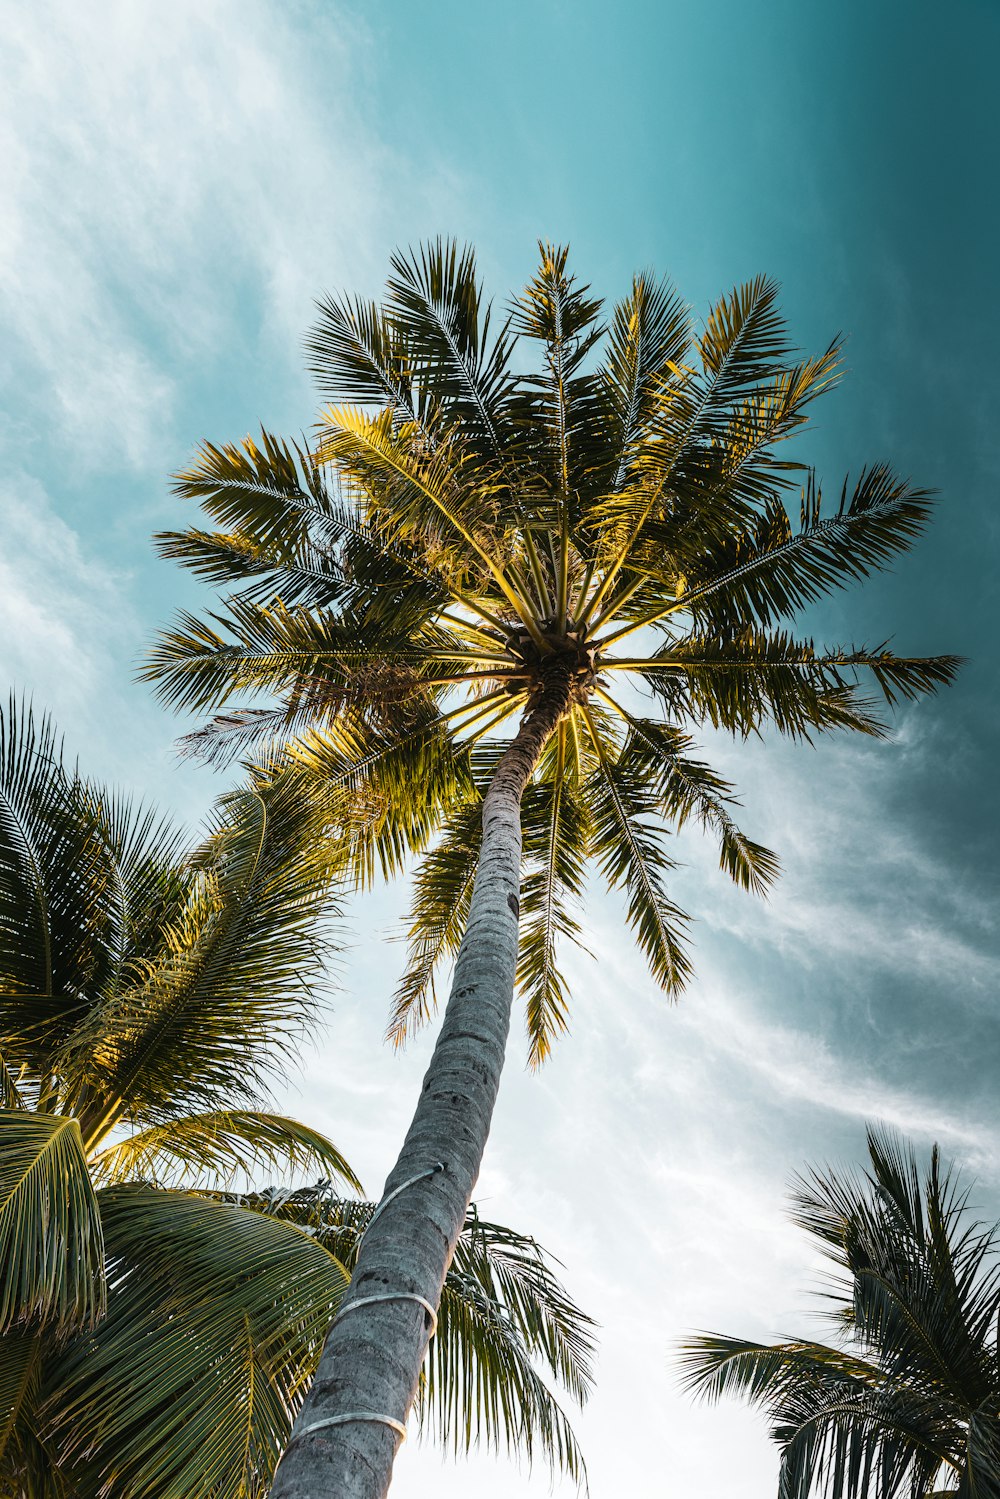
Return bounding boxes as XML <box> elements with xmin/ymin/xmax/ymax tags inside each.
<box><xmin>0</xmin><ymin>1112</ymin><xmax>104</xmax><ymax>1333</ymax></box>
<box><xmin>388</xmin><ymin>793</ymin><xmax>484</xmax><ymax>1047</ymax></box>
<box><xmin>0</xmin><ymin>1329</ymin><xmax>54</xmax><ymax>1498</ymax></box>
<box><xmin>385</xmin><ymin>239</ymin><xmax>517</xmax><ymax>459</ymax></box>
<box><xmin>583</xmin><ymin>707</ymin><xmax>691</xmax><ymax>994</ymax></box>
<box><xmin>307</xmin><ymin>290</ymin><xmax>420</xmax><ymax>417</ymax></box>
<box><xmin>90</xmin><ymin>1111</ymin><xmax>361</xmax><ymax>1193</ymax></box>
<box><xmin>602</xmin><ymin>710</ymin><xmax>780</xmax><ymax>894</ymax></box>
<box><xmin>624</xmin><ymin>630</ymin><xmax>960</xmax><ymax>741</ymax></box>
<box><xmin>45</xmin><ymin>1186</ymin><xmax>350</xmax><ymax>1499</ymax></box>
<box><xmin>517</xmin><ymin>726</ymin><xmax>592</xmax><ymax>1067</ymax></box>
<box><xmin>0</xmin><ymin>700</ymin><xmax>108</xmax><ymax>1068</ymax></box>
<box><xmin>64</xmin><ymin>777</ymin><xmax>342</xmax><ymax>1136</ymax></box>
<box><xmin>600</xmin><ymin>272</ymin><xmax>693</xmax><ymax>493</ymax></box>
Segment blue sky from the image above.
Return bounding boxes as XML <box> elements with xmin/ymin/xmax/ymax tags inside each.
<box><xmin>3</xmin><ymin>2</ymin><xmax>998</xmax><ymax>1493</ymax></box>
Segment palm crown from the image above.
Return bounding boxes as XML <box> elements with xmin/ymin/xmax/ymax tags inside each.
<box><xmin>0</xmin><ymin>702</ymin><xmax>594</xmax><ymax>1497</ymax></box>
<box><xmin>681</xmin><ymin>1128</ymin><xmax>1000</xmax><ymax>1498</ymax></box>
<box><xmin>148</xmin><ymin>240</ymin><xmax>958</xmax><ymax>1064</ymax></box>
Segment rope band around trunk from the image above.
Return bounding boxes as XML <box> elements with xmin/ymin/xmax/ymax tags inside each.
<box><xmin>335</xmin><ymin>1290</ymin><xmax>438</xmax><ymax>1335</ymax></box>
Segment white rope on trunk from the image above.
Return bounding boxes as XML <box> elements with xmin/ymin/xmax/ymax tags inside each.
<box><xmin>335</xmin><ymin>1290</ymin><xmax>439</xmax><ymax>1335</ymax></box>
<box><xmin>285</xmin><ymin>1412</ymin><xmax>407</xmax><ymax>1447</ymax></box>
<box><xmin>364</xmin><ymin>1161</ymin><xmax>445</xmax><ymax>1232</ymax></box>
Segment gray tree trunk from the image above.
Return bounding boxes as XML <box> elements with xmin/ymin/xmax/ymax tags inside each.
<box><xmin>268</xmin><ymin>663</ymin><xmax>576</xmax><ymax>1499</ymax></box>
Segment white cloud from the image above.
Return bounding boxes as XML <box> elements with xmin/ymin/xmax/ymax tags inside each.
<box><xmin>0</xmin><ymin>0</ymin><xmax>455</xmax><ymax>471</ymax></box>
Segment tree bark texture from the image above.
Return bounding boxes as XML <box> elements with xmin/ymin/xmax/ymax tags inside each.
<box><xmin>268</xmin><ymin>662</ymin><xmax>576</xmax><ymax>1499</ymax></box>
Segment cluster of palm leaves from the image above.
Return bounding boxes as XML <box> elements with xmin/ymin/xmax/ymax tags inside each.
<box><xmin>0</xmin><ymin>700</ymin><xmax>594</xmax><ymax>1497</ymax></box>
<box><xmin>147</xmin><ymin>240</ymin><xmax>957</xmax><ymax>1065</ymax></box>
<box><xmin>681</xmin><ymin>1128</ymin><xmax>1000</xmax><ymax>1498</ymax></box>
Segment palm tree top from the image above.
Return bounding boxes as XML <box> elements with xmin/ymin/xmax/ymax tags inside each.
<box><xmin>146</xmin><ymin>238</ymin><xmax>959</xmax><ymax>1064</ymax></box>
<box><xmin>681</xmin><ymin>1127</ymin><xmax>1000</xmax><ymax>1498</ymax></box>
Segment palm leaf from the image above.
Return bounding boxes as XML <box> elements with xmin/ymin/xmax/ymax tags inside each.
<box><xmin>0</xmin><ymin>1112</ymin><xmax>104</xmax><ymax>1333</ymax></box>
<box><xmin>45</xmin><ymin>1185</ymin><xmax>349</xmax><ymax>1499</ymax></box>
<box><xmin>582</xmin><ymin>708</ymin><xmax>691</xmax><ymax>993</ymax></box>
<box><xmin>90</xmin><ymin>1110</ymin><xmax>361</xmax><ymax>1193</ymax></box>
<box><xmin>63</xmin><ymin>776</ymin><xmax>342</xmax><ymax>1137</ymax></box>
<box><xmin>517</xmin><ymin>726</ymin><xmax>592</xmax><ymax>1067</ymax></box>
<box><xmin>388</xmin><ymin>793</ymin><xmax>484</xmax><ymax>1047</ymax></box>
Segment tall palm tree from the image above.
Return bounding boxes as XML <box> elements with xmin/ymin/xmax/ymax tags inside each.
<box><xmin>680</xmin><ymin>1128</ymin><xmax>1000</xmax><ymax>1498</ymax></box>
<box><xmin>146</xmin><ymin>239</ymin><xmax>959</xmax><ymax>1498</ymax></box>
<box><xmin>0</xmin><ymin>700</ymin><xmax>594</xmax><ymax>1497</ymax></box>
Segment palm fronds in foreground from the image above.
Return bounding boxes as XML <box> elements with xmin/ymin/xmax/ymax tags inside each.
<box><xmin>0</xmin><ymin>700</ymin><xmax>593</xmax><ymax>1496</ymax></box>
<box><xmin>680</xmin><ymin>1127</ymin><xmax>1000</xmax><ymax>1499</ymax></box>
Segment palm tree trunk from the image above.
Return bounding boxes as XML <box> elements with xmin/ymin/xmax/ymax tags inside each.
<box><xmin>269</xmin><ymin>661</ymin><xmax>576</xmax><ymax>1499</ymax></box>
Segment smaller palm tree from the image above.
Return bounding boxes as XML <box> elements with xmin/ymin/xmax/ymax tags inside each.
<box><xmin>680</xmin><ymin>1127</ymin><xmax>1000</xmax><ymax>1499</ymax></box>
<box><xmin>0</xmin><ymin>701</ymin><xmax>594</xmax><ymax>1498</ymax></box>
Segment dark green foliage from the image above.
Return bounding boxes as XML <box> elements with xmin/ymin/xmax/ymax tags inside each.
<box><xmin>681</xmin><ymin>1128</ymin><xmax>1000</xmax><ymax>1498</ymax></box>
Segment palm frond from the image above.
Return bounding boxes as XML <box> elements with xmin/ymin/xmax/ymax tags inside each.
<box><xmin>603</xmin><ymin>708</ymin><xmax>780</xmax><ymax>894</ymax></box>
<box><xmin>389</xmin><ymin>793</ymin><xmax>484</xmax><ymax>1047</ymax></box>
<box><xmin>631</xmin><ymin>630</ymin><xmax>959</xmax><ymax>741</ymax></box>
<box><xmin>583</xmin><ymin>707</ymin><xmax>692</xmax><ymax>994</ymax></box>
<box><xmin>89</xmin><ymin>1110</ymin><xmax>361</xmax><ymax>1193</ymax></box>
<box><xmin>0</xmin><ymin>1111</ymin><xmax>104</xmax><ymax>1333</ymax></box>
<box><xmin>63</xmin><ymin>775</ymin><xmax>342</xmax><ymax>1139</ymax></box>
<box><xmin>684</xmin><ymin>1129</ymin><xmax>998</xmax><ymax>1499</ymax></box>
<box><xmin>235</xmin><ymin>1186</ymin><xmax>596</xmax><ymax>1486</ymax></box>
<box><xmin>517</xmin><ymin>726</ymin><xmax>591</xmax><ymax>1067</ymax></box>
<box><xmin>45</xmin><ymin>1185</ymin><xmax>349</xmax><ymax>1499</ymax></box>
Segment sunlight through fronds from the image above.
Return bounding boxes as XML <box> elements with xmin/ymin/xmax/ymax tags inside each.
<box><xmin>147</xmin><ymin>240</ymin><xmax>958</xmax><ymax>1064</ymax></box>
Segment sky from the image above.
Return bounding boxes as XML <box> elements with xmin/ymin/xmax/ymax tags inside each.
<box><xmin>2</xmin><ymin>1</ymin><xmax>998</xmax><ymax>1494</ymax></box>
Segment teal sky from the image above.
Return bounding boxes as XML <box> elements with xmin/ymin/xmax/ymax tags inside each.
<box><xmin>3</xmin><ymin>2</ymin><xmax>998</xmax><ymax>1493</ymax></box>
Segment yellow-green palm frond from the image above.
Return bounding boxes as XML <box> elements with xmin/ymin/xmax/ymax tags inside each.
<box><xmin>44</xmin><ymin>1186</ymin><xmax>350</xmax><ymax>1499</ymax></box>
<box><xmin>63</xmin><ymin>776</ymin><xmax>344</xmax><ymax>1138</ymax></box>
<box><xmin>89</xmin><ymin>1111</ymin><xmax>361</xmax><ymax>1193</ymax></box>
<box><xmin>0</xmin><ymin>1112</ymin><xmax>104</xmax><ymax>1334</ymax></box>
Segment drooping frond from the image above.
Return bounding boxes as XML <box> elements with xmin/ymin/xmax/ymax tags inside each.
<box><xmin>45</xmin><ymin>1186</ymin><xmax>350</xmax><ymax>1499</ymax></box>
<box><xmin>388</xmin><ymin>793</ymin><xmax>484</xmax><ymax>1047</ymax></box>
<box><xmin>583</xmin><ymin>707</ymin><xmax>691</xmax><ymax>994</ymax></box>
<box><xmin>600</xmin><ymin>708</ymin><xmax>780</xmax><ymax>894</ymax></box>
<box><xmin>517</xmin><ymin>726</ymin><xmax>592</xmax><ymax>1067</ymax></box>
<box><xmin>0</xmin><ymin>1112</ymin><xmax>104</xmax><ymax>1333</ymax></box>
<box><xmin>90</xmin><ymin>1111</ymin><xmax>361</xmax><ymax>1193</ymax></box>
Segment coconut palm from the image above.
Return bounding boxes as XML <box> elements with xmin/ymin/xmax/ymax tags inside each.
<box><xmin>0</xmin><ymin>700</ymin><xmax>594</xmax><ymax>1497</ymax></box>
<box><xmin>680</xmin><ymin>1128</ymin><xmax>1000</xmax><ymax>1498</ymax></box>
<box><xmin>145</xmin><ymin>239</ymin><xmax>958</xmax><ymax>1498</ymax></box>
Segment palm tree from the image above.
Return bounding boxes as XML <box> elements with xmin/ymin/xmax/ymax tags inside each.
<box><xmin>145</xmin><ymin>239</ymin><xmax>958</xmax><ymax>1498</ymax></box>
<box><xmin>0</xmin><ymin>700</ymin><xmax>594</xmax><ymax>1497</ymax></box>
<box><xmin>680</xmin><ymin>1128</ymin><xmax>1000</xmax><ymax>1498</ymax></box>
